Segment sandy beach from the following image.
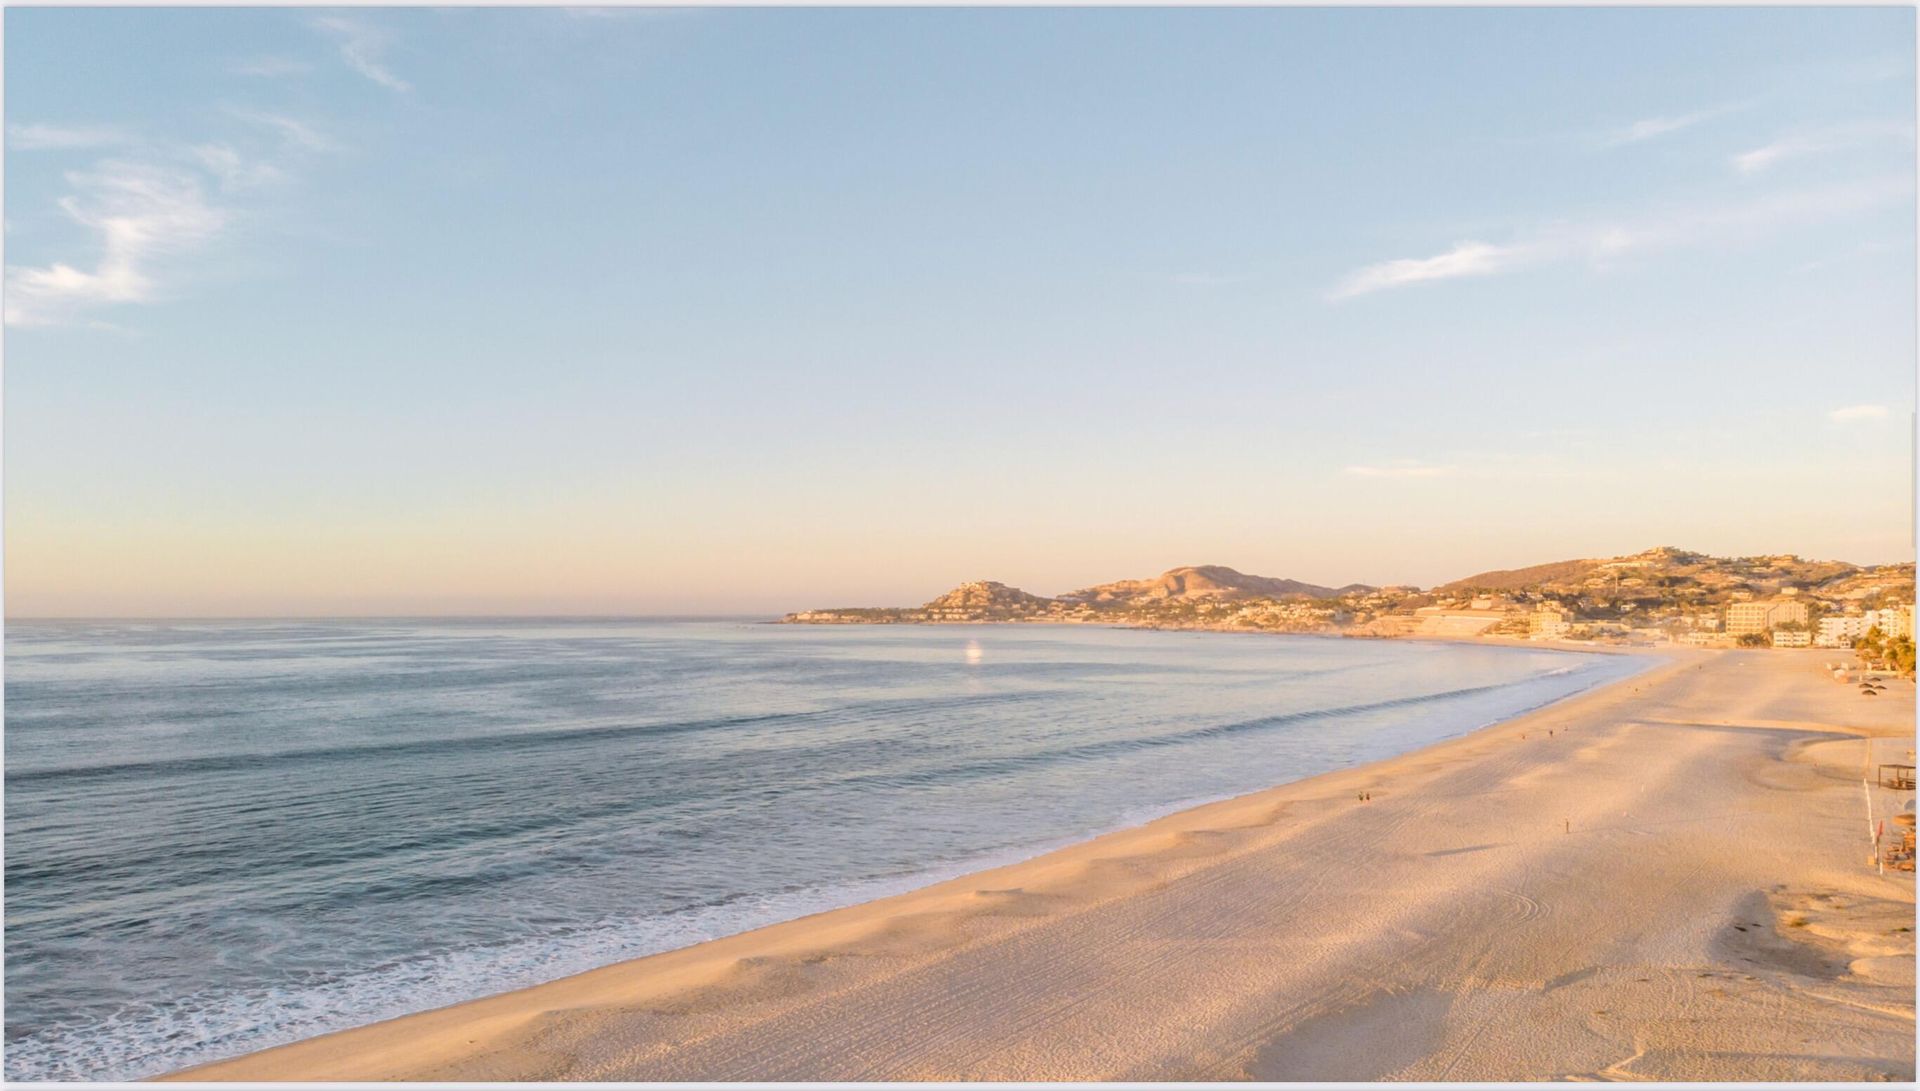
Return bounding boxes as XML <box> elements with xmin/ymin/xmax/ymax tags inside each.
<box><xmin>170</xmin><ymin>647</ymin><xmax>1915</xmax><ymax>1083</ymax></box>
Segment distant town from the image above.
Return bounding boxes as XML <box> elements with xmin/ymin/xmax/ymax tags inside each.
<box><xmin>783</xmin><ymin>547</ymin><xmax>1917</xmax><ymax>674</ymax></box>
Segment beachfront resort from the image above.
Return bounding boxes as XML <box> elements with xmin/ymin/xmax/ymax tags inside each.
<box><xmin>786</xmin><ymin>547</ymin><xmax>1919</xmax><ymax>670</ymax></box>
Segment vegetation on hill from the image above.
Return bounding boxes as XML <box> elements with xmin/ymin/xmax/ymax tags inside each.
<box><xmin>781</xmin><ymin>547</ymin><xmax>1915</xmax><ymax>653</ymax></box>
<box><xmin>1060</xmin><ymin>565</ymin><xmax>1368</xmax><ymax>605</ymax></box>
<box><xmin>1439</xmin><ymin>546</ymin><xmax>1910</xmax><ymax>608</ymax></box>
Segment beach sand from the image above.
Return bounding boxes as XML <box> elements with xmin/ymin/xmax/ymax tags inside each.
<box><xmin>170</xmin><ymin>648</ymin><xmax>1915</xmax><ymax>1082</ymax></box>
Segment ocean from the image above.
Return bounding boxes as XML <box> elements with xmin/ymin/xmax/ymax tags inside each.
<box><xmin>3</xmin><ymin>619</ymin><xmax>1648</xmax><ymax>1080</ymax></box>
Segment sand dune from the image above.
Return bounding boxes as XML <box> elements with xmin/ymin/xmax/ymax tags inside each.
<box><xmin>171</xmin><ymin>649</ymin><xmax>1915</xmax><ymax>1082</ymax></box>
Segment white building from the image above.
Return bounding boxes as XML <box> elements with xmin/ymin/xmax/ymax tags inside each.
<box><xmin>1771</xmin><ymin>629</ymin><xmax>1811</xmax><ymax>648</ymax></box>
<box><xmin>1865</xmin><ymin>605</ymin><xmax>1914</xmax><ymax>640</ymax></box>
<box><xmin>1816</xmin><ymin>614</ymin><xmax>1874</xmax><ymax>648</ymax></box>
<box><xmin>1529</xmin><ymin>605</ymin><xmax>1572</xmax><ymax>641</ymax></box>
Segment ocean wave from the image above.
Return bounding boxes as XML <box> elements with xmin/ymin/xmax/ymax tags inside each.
<box><xmin>3</xmin><ymin>623</ymin><xmax>1652</xmax><ymax>1082</ymax></box>
<box><xmin>1</xmin><ymin>834</ymin><xmax>1092</xmax><ymax>1082</ymax></box>
<box><xmin>5</xmin><ymin>689</ymin><xmax>1059</xmax><ymax>786</ymax></box>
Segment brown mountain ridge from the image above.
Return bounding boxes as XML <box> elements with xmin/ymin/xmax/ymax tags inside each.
<box><xmin>1061</xmin><ymin>565</ymin><xmax>1369</xmax><ymax>605</ymax></box>
<box><xmin>781</xmin><ymin>547</ymin><xmax>1914</xmax><ymax>633</ymax></box>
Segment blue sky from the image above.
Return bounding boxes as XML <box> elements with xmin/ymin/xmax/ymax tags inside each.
<box><xmin>5</xmin><ymin>7</ymin><xmax>1915</xmax><ymax>615</ymax></box>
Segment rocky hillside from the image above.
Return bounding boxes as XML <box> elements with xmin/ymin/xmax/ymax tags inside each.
<box><xmin>1061</xmin><ymin>565</ymin><xmax>1366</xmax><ymax>604</ymax></box>
<box><xmin>781</xmin><ymin>547</ymin><xmax>1914</xmax><ymax>635</ymax></box>
<box><xmin>1440</xmin><ymin>546</ymin><xmax>1913</xmax><ymax>608</ymax></box>
<box><xmin>920</xmin><ymin>581</ymin><xmax>1055</xmax><ymax>618</ymax></box>
<box><xmin>783</xmin><ymin>580</ymin><xmax>1071</xmax><ymax>625</ymax></box>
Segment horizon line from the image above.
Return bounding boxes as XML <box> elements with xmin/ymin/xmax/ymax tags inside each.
<box><xmin>3</xmin><ymin>613</ymin><xmax>787</xmax><ymax>623</ymax></box>
<box><xmin>9</xmin><ymin>546</ymin><xmax>1914</xmax><ymax>624</ymax></box>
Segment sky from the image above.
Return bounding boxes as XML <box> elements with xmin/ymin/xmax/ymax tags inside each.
<box><xmin>4</xmin><ymin>7</ymin><xmax>1916</xmax><ymax>616</ymax></box>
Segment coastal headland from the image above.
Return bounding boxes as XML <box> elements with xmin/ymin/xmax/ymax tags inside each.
<box><xmin>172</xmin><ymin>647</ymin><xmax>1915</xmax><ymax>1082</ymax></box>
<box><xmin>780</xmin><ymin>548</ymin><xmax>1916</xmax><ymax>661</ymax></box>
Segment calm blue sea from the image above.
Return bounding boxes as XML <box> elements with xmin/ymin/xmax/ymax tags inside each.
<box><xmin>3</xmin><ymin>619</ymin><xmax>1647</xmax><ymax>1080</ymax></box>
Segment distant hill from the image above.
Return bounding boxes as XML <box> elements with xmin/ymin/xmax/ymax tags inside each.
<box><xmin>782</xmin><ymin>547</ymin><xmax>1913</xmax><ymax>635</ymax></box>
<box><xmin>922</xmin><ymin>581</ymin><xmax>1054</xmax><ymax>614</ymax></box>
<box><xmin>1061</xmin><ymin>565</ymin><xmax>1366</xmax><ymax>604</ymax></box>
<box><xmin>1440</xmin><ymin>546</ymin><xmax>1912</xmax><ymax>605</ymax></box>
<box><xmin>1437</xmin><ymin>557</ymin><xmax>1603</xmax><ymax>592</ymax></box>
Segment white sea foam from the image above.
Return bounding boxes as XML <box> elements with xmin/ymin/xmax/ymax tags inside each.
<box><xmin>7</xmin><ymin>829</ymin><xmax>1126</xmax><ymax>1082</ymax></box>
<box><xmin>4</xmin><ymin>620</ymin><xmax>1654</xmax><ymax>1081</ymax></box>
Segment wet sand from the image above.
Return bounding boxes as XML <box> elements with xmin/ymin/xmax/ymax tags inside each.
<box><xmin>171</xmin><ymin>648</ymin><xmax>1915</xmax><ymax>1082</ymax></box>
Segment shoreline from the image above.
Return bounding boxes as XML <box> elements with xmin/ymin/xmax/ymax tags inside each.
<box><xmin>147</xmin><ymin>637</ymin><xmax>1656</xmax><ymax>1079</ymax></box>
<box><xmin>12</xmin><ymin>631</ymin><xmax>1630</xmax><ymax>1081</ymax></box>
<box><xmin>168</xmin><ymin>646</ymin><xmax>1914</xmax><ymax>1082</ymax></box>
<box><xmin>774</xmin><ymin>614</ymin><xmax>1680</xmax><ymax>656</ymax></box>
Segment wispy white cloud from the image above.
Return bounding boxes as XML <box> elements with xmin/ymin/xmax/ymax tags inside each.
<box><xmin>1793</xmin><ymin>239</ymin><xmax>1900</xmax><ymax>274</ymax></box>
<box><xmin>1829</xmin><ymin>404</ymin><xmax>1890</xmax><ymax>422</ymax></box>
<box><xmin>7</xmin><ymin>107</ymin><xmax>341</xmax><ymax>327</ymax></box>
<box><xmin>1603</xmin><ymin>103</ymin><xmax>1746</xmax><ymax>147</ymax></box>
<box><xmin>1345</xmin><ymin>460</ymin><xmax>1458</xmax><ymax>479</ymax></box>
<box><xmin>1734</xmin><ymin>138</ymin><xmax>1815</xmax><ymax>175</ymax></box>
<box><xmin>1329</xmin><ymin>176</ymin><xmax>1911</xmax><ymax>301</ymax></box>
<box><xmin>231</xmin><ymin>55</ymin><xmax>314</xmax><ymax>78</ymax></box>
<box><xmin>313</xmin><ymin>16</ymin><xmax>410</xmax><ymax>92</ymax></box>
<box><xmin>1842</xmin><ymin>56</ymin><xmax>1911</xmax><ymax>85</ymax></box>
<box><xmin>191</xmin><ymin>144</ymin><xmax>288</xmax><ymax>191</ymax></box>
<box><xmin>224</xmin><ymin>108</ymin><xmax>341</xmax><ymax>154</ymax></box>
<box><xmin>1328</xmin><ymin>240</ymin><xmax>1532</xmax><ymax>300</ymax></box>
<box><xmin>5</xmin><ymin>161</ymin><xmax>227</xmax><ymax>327</ymax></box>
<box><xmin>1732</xmin><ymin>120</ymin><xmax>1911</xmax><ymax>175</ymax></box>
<box><xmin>7</xmin><ymin>123</ymin><xmax>131</xmax><ymax>151</ymax></box>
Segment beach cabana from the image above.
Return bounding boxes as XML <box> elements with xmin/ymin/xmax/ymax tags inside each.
<box><xmin>1885</xmin><ymin>814</ymin><xmax>1916</xmax><ymax>873</ymax></box>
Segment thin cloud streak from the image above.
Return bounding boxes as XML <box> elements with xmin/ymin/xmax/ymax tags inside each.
<box><xmin>1329</xmin><ymin>176</ymin><xmax>1912</xmax><ymax>300</ymax></box>
<box><xmin>7</xmin><ymin>123</ymin><xmax>131</xmax><ymax>151</ymax></box>
<box><xmin>1603</xmin><ymin>102</ymin><xmax>1746</xmax><ymax>147</ymax></box>
<box><xmin>1328</xmin><ymin>241</ymin><xmax>1532</xmax><ymax>300</ymax></box>
<box><xmin>1733</xmin><ymin>120</ymin><xmax>1912</xmax><ymax>175</ymax></box>
<box><xmin>7</xmin><ymin>111</ymin><xmax>339</xmax><ymax>326</ymax></box>
<box><xmin>313</xmin><ymin>16</ymin><xmax>410</xmax><ymax>92</ymax></box>
<box><xmin>1794</xmin><ymin>239</ymin><xmax>1900</xmax><ymax>274</ymax></box>
<box><xmin>1735</xmin><ymin>137</ymin><xmax>1821</xmax><ymax>175</ymax></box>
<box><xmin>224</xmin><ymin>108</ymin><xmax>342</xmax><ymax>154</ymax></box>
<box><xmin>4</xmin><ymin>161</ymin><xmax>227</xmax><ymax>326</ymax></box>
<box><xmin>1829</xmin><ymin>404</ymin><xmax>1890</xmax><ymax>422</ymax></box>
<box><xmin>192</xmin><ymin>144</ymin><xmax>288</xmax><ymax>191</ymax></box>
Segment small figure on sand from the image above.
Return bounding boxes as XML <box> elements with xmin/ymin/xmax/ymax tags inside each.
<box><xmin>1564</xmin><ymin>818</ymin><xmax>1570</xmax><ymax>834</ymax></box>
